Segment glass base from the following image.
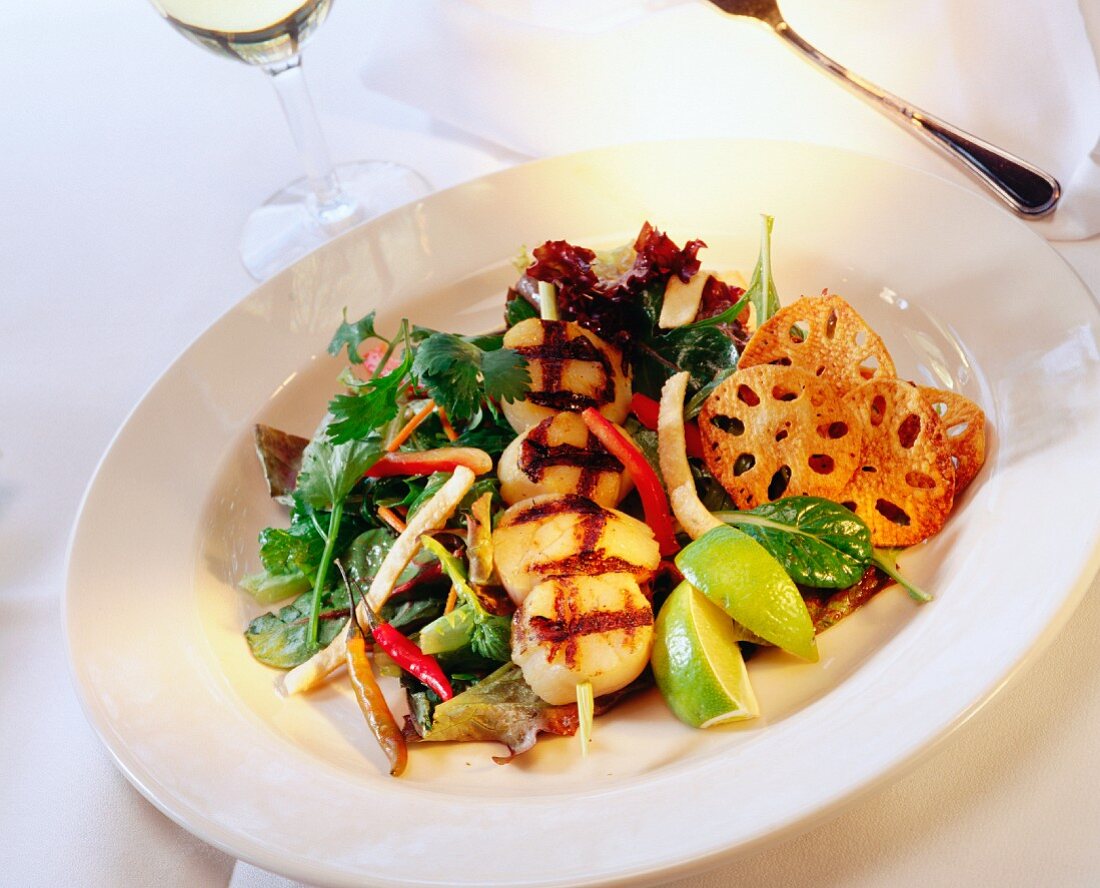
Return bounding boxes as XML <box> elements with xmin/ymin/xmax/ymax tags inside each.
<box><xmin>239</xmin><ymin>160</ymin><xmax>431</xmax><ymax>280</ymax></box>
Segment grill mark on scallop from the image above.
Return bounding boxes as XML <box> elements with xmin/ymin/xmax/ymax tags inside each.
<box><xmin>519</xmin><ymin>423</ymin><xmax>623</xmax><ymax>497</ymax></box>
<box><xmin>514</xmin><ymin>320</ymin><xmax>615</xmax><ymax>411</ymax></box>
<box><xmin>526</xmin><ymin>578</ymin><xmax>653</xmax><ymax>667</ymax></box>
<box><xmin>525</xmin><ymin>603</ymin><xmax>646</xmax><ymax>669</ymax></box>
<box><xmin>530</xmin><ymin>551</ymin><xmax>641</xmax><ymax>578</ymax></box>
<box><xmin>507</xmin><ymin>494</ymin><xmax>606</xmax><ymax>525</ymax></box>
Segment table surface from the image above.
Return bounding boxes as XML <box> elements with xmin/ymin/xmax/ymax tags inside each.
<box><xmin>4</xmin><ymin>2</ymin><xmax>1100</xmax><ymax>886</ymax></box>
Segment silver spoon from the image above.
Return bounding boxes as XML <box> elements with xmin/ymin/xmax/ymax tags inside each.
<box><xmin>706</xmin><ymin>0</ymin><xmax>1061</xmax><ymax>217</ymax></box>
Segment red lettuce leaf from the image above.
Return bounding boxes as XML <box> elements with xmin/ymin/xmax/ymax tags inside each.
<box><xmin>253</xmin><ymin>424</ymin><xmax>309</xmax><ymax>499</ymax></box>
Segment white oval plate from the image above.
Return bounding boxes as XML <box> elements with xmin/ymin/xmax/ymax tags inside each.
<box><xmin>66</xmin><ymin>141</ymin><xmax>1100</xmax><ymax>887</ymax></box>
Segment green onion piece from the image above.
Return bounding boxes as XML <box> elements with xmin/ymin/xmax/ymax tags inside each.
<box><xmin>576</xmin><ymin>680</ymin><xmax>594</xmax><ymax>758</ymax></box>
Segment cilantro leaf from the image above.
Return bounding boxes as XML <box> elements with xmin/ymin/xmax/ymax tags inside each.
<box><xmin>413</xmin><ymin>332</ymin><xmax>530</xmax><ymax>421</ymax></box>
<box><xmin>470</xmin><ymin>616</ymin><xmax>512</xmax><ymax>662</ymax></box>
<box><xmin>326</xmin><ymin>347</ymin><xmax>413</xmax><ymax>444</ymax></box>
<box><xmin>412</xmin><ymin>333</ymin><xmax>485</xmax><ymax>421</ymax></box>
<box><xmin>481</xmin><ymin>347</ymin><xmax>531</xmax><ymax>405</ymax></box>
<box><xmin>327</xmin><ymin>309</ymin><xmax>380</xmax><ymax>365</ymax></box>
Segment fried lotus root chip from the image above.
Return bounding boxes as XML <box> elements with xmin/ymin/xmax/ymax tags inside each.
<box><xmin>918</xmin><ymin>386</ymin><xmax>987</xmax><ymax>493</ymax></box>
<box><xmin>841</xmin><ymin>380</ymin><xmax>956</xmax><ymax>546</ymax></box>
<box><xmin>699</xmin><ymin>365</ymin><xmax>864</xmax><ymax>509</ymax></box>
<box><xmin>738</xmin><ymin>295</ymin><xmax>896</xmax><ymax>396</ymax></box>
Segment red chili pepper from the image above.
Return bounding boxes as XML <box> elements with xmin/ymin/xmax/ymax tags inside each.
<box><xmin>630</xmin><ymin>393</ymin><xmax>705</xmax><ymax>460</ymax></box>
<box><xmin>581</xmin><ymin>407</ymin><xmax>679</xmax><ymax>557</ymax></box>
<box><xmin>364</xmin><ymin>447</ymin><xmax>492</xmax><ymax>478</ymax></box>
<box><xmin>369</xmin><ymin>618</ymin><xmax>454</xmax><ymax>701</ymax></box>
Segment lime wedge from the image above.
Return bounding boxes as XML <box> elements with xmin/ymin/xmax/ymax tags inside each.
<box><xmin>652</xmin><ymin>582</ymin><xmax>760</xmax><ymax>728</ymax></box>
<box><xmin>675</xmin><ymin>525</ymin><xmax>817</xmax><ymax>662</ymax></box>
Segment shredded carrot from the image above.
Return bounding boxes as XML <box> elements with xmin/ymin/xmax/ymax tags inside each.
<box><xmin>377</xmin><ymin>506</ymin><xmax>407</xmax><ymax>534</ymax></box>
<box><xmin>437</xmin><ymin>406</ymin><xmax>459</xmax><ymax>442</ymax></box>
<box><xmin>386</xmin><ymin>400</ymin><xmax>436</xmax><ymax>453</ymax></box>
<box><xmin>443</xmin><ymin>585</ymin><xmax>458</xmax><ymax>614</ymax></box>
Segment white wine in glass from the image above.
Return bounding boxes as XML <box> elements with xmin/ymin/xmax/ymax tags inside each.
<box><xmin>149</xmin><ymin>0</ymin><xmax>430</xmax><ymax>279</ymax></box>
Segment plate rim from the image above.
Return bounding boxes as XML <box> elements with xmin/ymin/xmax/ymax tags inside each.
<box><xmin>64</xmin><ymin>137</ymin><xmax>1100</xmax><ymax>887</ymax></box>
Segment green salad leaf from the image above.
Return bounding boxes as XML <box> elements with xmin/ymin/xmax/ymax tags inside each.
<box><xmin>413</xmin><ymin>664</ymin><xmax>579</xmax><ymax>761</ymax></box>
<box><xmin>327</xmin><ymin>309</ymin><xmax>381</xmax><ymax>365</ymax></box>
<box><xmin>744</xmin><ymin>214</ymin><xmax>779</xmax><ymax>325</ymax></box>
<box><xmin>293</xmin><ymin>434</ymin><xmax>384</xmax><ymax>646</ymax></box>
<box><xmin>716</xmin><ymin>497</ymin><xmax>872</xmax><ymax>589</ymax></box>
<box><xmin>245</xmin><ymin>588</ymin><xmax>350</xmax><ymax>668</ymax></box>
<box><xmin>417</xmin><ymin>537</ymin><xmax>512</xmax><ymax>664</ymax></box>
<box><xmin>413</xmin><ymin>332</ymin><xmax>530</xmax><ymax>421</ymax></box>
<box><xmin>326</xmin><ymin>340</ymin><xmax>414</xmax><ymax>445</ymax></box>
<box><xmin>239</xmin><ymin>570</ymin><xmax>312</xmax><ymax>605</ymax></box>
<box><xmin>505</xmin><ymin>295</ymin><xmax>539</xmax><ymax>327</ymax></box>
<box><xmin>258</xmin><ymin>518</ymin><xmax>324</xmax><ymax>577</ymax></box>
<box><xmin>873</xmin><ymin>547</ymin><xmax>933</xmax><ymax>603</ymax></box>
<box><xmin>295</xmin><ymin>437</ymin><xmax>382</xmax><ymax>512</ymax></box>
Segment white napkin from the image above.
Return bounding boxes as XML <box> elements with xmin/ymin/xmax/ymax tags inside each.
<box><xmin>360</xmin><ymin>0</ymin><xmax>1100</xmax><ymax>240</ymax></box>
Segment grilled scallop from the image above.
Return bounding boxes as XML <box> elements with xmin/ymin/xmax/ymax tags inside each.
<box><xmin>498</xmin><ymin>412</ymin><xmax>634</xmax><ymax>508</ymax></box>
<box><xmin>492</xmin><ymin>494</ymin><xmax>660</xmax><ymax>605</ymax></box>
<box><xmin>512</xmin><ymin>574</ymin><xmax>655</xmax><ymax>704</ymax></box>
<box><xmin>501</xmin><ymin>319</ymin><xmax>632</xmax><ymax>433</ymax></box>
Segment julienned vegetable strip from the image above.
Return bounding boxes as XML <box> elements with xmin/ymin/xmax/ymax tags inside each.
<box><xmin>377</xmin><ymin>506</ymin><xmax>407</xmax><ymax>534</ymax></box>
<box><xmin>576</xmin><ymin>680</ymin><xmax>594</xmax><ymax>758</ymax></box>
<box><xmin>631</xmin><ymin>393</ymin><xmax>704</xmax><ymax>459</ymax></box>
<box><xmin>364</xmin><ymin>447</ymin><xmax>493</xmax><ymax>478</ymax></box>
<box><xmin>346</xmin><ymin>615</ymin><xmax>408</xmax><ymax>776</ymax></box>
<box><xmin>386</xmin><ymin>400</ymin><xmax>436</xmax><ymax>452</ymax></box>
<box><xmin>658</xmin><ymin>372</ymin><xmax>723</xmax><ymax>540</ymax></box>
<box><xmin>581</xmin><ymin>408</ymin><xmax>678</xmax><ymax>556</ymax></box>
<box><xmin>437</xmin><ymin>407</ymin><xmax>459</xmax><ymax>442</ymax></box>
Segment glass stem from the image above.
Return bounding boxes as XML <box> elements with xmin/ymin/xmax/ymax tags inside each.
<box><xmin>263</xmin><ymin>55</ymin><xmax>359</xmax><ymax>225</ymax></box>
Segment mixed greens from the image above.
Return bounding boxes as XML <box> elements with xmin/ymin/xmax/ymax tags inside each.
<box><xmin>240</xmin><ymin>219</ymin><xmax>927</xmax><ymax>770</ymax></box>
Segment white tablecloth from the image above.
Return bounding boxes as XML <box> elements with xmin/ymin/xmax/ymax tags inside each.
<box><xmin>3</xmin><ymin>1</ymin><xmax>1099</xmax><ymax>886</ymax></box>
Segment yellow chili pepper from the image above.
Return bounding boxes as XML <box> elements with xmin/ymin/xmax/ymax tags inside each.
<box><xmin>345</xmin><ymin>617</ymin><xmax>408</xmax><ymax>777</ymax></box>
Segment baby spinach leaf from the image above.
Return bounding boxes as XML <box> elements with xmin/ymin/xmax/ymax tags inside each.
<box><xmin>505</xmin><ymin>295</ymin><xmax>539</xmax><ymax>327</ymax></box>
<box><xmin>345</xmin><ymin>528</ymin><xmax>397</xmax><ymax>588</ymax></box>
<box><xmin>716</xmin><ymin>497</ymin><xmax>872</xmax><ymax>588</ymax></box>
<box><xmin>381</xmin><ymin>596</ymin><xmax>446</xmax><ymax>631</ymax></box>
<box><xmin>244</xmin><ymin>589</ymin><xmax>350</xmax><ymax>668</ymax></box>
<box><xmin>654</xmin><ymin>324</ymin><xmax>741</xmax><ymax>393</ymax></box>
<box><xmin>258</xmin><ymin>519</ymin><xmax>324</xmax><ymax>577</ymax></box>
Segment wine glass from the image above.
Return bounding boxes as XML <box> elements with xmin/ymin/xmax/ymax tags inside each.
<box><xmin>148</xmin><ymin>0</ymin><xmax>430</xmax><ymax>280</ymax></box>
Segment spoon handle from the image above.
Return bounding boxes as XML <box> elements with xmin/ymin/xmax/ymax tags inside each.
<box><xmin>776</xmin><ymin>22</ymin><xmax>1061</xmax><ymax>217</ymax></box>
